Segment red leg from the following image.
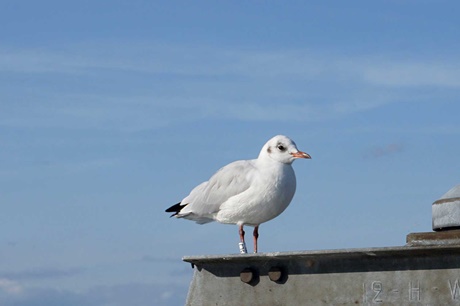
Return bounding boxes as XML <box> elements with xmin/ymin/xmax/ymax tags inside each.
<box><xmin>239</xmin><ymin>224</ymin><xmax>245</xmax><ymax>243</ymax></box>
<box><xmin>238</xmin><ymin>224</ymin><xmax>247</xmax><ymax>254</ymax></box>
<box><xmin>253</xmin><ymin>226</ymin><xmax>259</xmax><ymax>253</ymax></box>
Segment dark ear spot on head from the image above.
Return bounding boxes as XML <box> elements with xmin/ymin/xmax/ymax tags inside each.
<box><xmin>267</xmin><ymin>147</ymin><xmax>271</xmax><ymax>153</ymax></box>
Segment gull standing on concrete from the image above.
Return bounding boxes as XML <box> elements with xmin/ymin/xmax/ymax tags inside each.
<box><xmin>165</xmin><ymin>135</ymin><xmax>311</xmax><ymax>254</ymax></box>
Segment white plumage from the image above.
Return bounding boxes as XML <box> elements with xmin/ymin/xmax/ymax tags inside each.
<box><xmin>165</xmin><ymin>135</ymin><xmax>311</xmax><ymax>253</ymax></box>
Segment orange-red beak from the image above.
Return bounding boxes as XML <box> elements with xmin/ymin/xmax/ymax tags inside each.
<box><xmin>291</xmin><ymin>151</ymin><xmax>311</xmax><ymax>159</ymax></box>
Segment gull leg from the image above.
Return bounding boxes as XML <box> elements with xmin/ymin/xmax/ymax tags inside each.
<box><xmin>238</xmin><ymin>224</ymin><xmax>247</xmax><ymax>254</ymax></box>
<box><xmin>253</xmin><ymin>226</ymin><xmax>259</xmax><ymax>253</ymax></box>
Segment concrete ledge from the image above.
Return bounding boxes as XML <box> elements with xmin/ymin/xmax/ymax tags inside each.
<box><xmin>407</xmin><ymin>229</ymin><xmax>460</xmax><ymax>246</ymax></box>
<box><xmin>183</xmin><ymin>244</ymin><xmax>460</xmax><ymax>305</ymax></box>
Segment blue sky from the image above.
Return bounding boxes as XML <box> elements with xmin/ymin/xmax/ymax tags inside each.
<box><xmin>1</xmin><ymin>1</ymin><xmax>460</xmax><ymax>305</ymax></box>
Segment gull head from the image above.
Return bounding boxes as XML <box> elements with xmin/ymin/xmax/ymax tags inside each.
<box><xmin>259</xmin><ymin>135</ymin><xmax>311</xmax><ymax>164</ymax></box>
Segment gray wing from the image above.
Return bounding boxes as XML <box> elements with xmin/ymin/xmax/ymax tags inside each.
<box><xmin>178</xmin><ymin>159</ymin><xmax>255</xmax><ymax>223</ymax></box>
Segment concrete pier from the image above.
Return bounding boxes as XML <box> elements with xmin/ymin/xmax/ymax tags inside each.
<box><xmin>183</xmin><ymin>185</ymin><xmax>460</xmax><ymax>305</ymax></box>
<box><xmin>184</xmin><ymin>239</ymin><xmax>460</xmax><ymax>305</ymax></box>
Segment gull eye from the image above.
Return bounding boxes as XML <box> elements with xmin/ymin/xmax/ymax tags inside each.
<box><xmin>277</xmin><ymin>144</ymin><xmax>286</xmax><ymax>152</ymax></box>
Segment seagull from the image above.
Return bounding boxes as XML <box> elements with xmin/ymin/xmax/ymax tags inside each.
<box><xmin>165</xmin><ymin>135</ymin><xmax>311</xmax><ymax>254</ymax></box>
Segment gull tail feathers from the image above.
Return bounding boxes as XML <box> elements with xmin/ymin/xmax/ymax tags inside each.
<box><xmin>165</xmin><ymin>202</ymin><xmax>214</xmax><ymax>224</ymax></box>
<box><xmin>165</xmin><ymin>202</ymin><xmax>188</xmax><ymax>217</ymax></box>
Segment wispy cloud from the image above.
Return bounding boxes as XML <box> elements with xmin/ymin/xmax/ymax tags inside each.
<box><xmin>364</xmin><ymin>143</ymin><xmax>405</xmax><ymax>159</ymax></box>
<box><xmin>357</xmin><ymin>60</ymin><xmax>460</xmax><ymax>87</ymax></box>
<box><xmin>0</xmin><ymin>157</ymin><xmax>121</xmax><ymax>181</ymax></box>
<box><xmin>0</xmin><ymin>278</ymin><xmax>22</xmax><ymax>295</ymax></box>
<box><xmin>1</xmin><ymin>43</ymin><xmax>459</xmax><ymax>131</ymax></box>
<box><xmin>140</xmin><ymin>255</ymin><xmax>181</xmax><ymax>263</ymax></box>
<box><xmin>2</xmin><ymin>44</ymin><xmax>459</xmax><ymax>87</ymax></box>
<box><xmin>0</xmin><ymin>267</ymin><xmax>84</xmax><ymax>282</ymax></box>
<box><xmin>0</xmin><ymin>281</ymin><xmax>188</xmax><ymax>306</ymax></box>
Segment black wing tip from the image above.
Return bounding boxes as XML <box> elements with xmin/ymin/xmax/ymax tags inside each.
<box><xmin>165</xmin><ymin>202</ymin><xmax>184</xmax><ymax>217</ymax></box>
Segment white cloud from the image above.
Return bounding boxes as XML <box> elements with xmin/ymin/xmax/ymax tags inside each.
<box><xmin>0</xmin><ymin>267</ymin><xmax>84</xmax><ymax>282</ymax></box>
<box><xmin>0</xmin><ymin>278</ymin><xmax>23</xmax><ymax>295</ymax></box>
<box><xmin>140</xmin><ymin>255</ymin><xmax>180</xmax><ymax>263</ymax></box>
<box><xmin>356</xmin><ymin>60</ymin><xmax>460</xmax><ymax>87</ymax></box>
<box><xmin>2</xmin><ymin>44</ymin><xmax>459</xmax><ymax>87</ymax></box>
<box><xmin>1</xmin><ymin>43</ymin><xmax>459</xmax><ymax>131</ymax></box>
<box><xmin>0</xmin><ymin>282</ymin><xmax>188</xmax><ymax>306</ymax></box>
<box><xmin>364</xmin><ymin>143</ymin><xmax>405</xmax><ymax>159</ymax></box>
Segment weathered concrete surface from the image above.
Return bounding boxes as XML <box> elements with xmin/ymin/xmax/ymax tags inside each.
<box><xmin>407</xmin><ymin>229</ymin><xmax>460</xmax><ymax>246</ymax></box>
<box><xmin>183</xmin><ymin>244</ymin><xmax>460</xmax><ymax>305</ymax></box>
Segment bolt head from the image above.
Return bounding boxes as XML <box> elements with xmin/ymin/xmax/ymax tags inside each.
<box><xmin>268</xmin><ymin>267</ymin><xmax>283</xmax><ymax>282</ymax></box>
<box><xmin>240</xmin><ymin>268</ymin><xmax>254</xmax><ymax>283</ymax></box>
